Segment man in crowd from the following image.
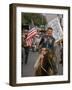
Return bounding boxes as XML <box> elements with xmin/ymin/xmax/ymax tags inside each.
<box><xmin>38</xmin><ymin>27</ymin><xmax>57</xmax><ymax>75</ymax></box>
<box><xmin>22</xmin><ymin>30</ymin><xmax>30</xmax><ymax>64</ymax></box>
<box><xmin>39</xmin><ymin>27</ymin><xmax>55</xmax><ymax>51</ymax></box>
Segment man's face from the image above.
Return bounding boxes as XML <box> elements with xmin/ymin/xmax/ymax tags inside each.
<box><xmin>47</xmin><ymin>29</ymin><xmax>53</xmax><ymax>37</ymax></box>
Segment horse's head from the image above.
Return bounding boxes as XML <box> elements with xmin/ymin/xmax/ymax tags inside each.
<box><xmin>41</xmin><ymin>48</ymin><xmax>54</xmax><ymax>60</ymax></box>
<box><xmin>39</xmin><ymin>48</ymin><xmax>56</xmax><ymax>63</ymax></box>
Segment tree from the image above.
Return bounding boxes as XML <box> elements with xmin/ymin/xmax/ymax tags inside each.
<box><xmin>22</xmin><ymin>13</ymin><xmax>47</xmax><ymax>27</ymax></box>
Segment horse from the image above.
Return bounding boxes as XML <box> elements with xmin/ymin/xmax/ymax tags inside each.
<box><xmin>34</xmin><ymin>48</ymin><xmax>57</xmax><ymax>76</ymax></box>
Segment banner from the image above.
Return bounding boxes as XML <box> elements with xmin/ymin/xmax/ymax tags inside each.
<box><xmin>48</xmin><ymin>17</ymin><xmax>63</xmax><ymax>42</ymax></box>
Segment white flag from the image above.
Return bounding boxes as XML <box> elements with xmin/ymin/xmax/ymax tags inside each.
<box><xmin>48</xmin><ymin>17</ymin><xmax>63</xmax><ymax>41</ymax></box>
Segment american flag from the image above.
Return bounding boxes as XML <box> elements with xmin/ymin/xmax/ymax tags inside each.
<box><xmin>26</xmin><ymin>27</ymin><xmax>37</xmax><ymax>47</ymax></box>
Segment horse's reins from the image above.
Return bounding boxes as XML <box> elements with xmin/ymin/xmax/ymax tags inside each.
<box><xmin>40</xmin><ymin>59</ymin><xmax>54</xmax><ymax>75</ymax></box>
<box><xmin>41</xmin><ymin>65</ymin><xmax>49</xmax><ymax>74</ymax></box>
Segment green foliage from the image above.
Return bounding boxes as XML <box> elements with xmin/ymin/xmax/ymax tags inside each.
<box><xmin>22</xmin><ymin>13</ymin><xmax>47</xmax><ymax>27</ymax></box>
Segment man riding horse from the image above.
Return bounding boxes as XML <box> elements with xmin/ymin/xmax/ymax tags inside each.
<box><xmin>34</xmin><ymin>27</ymin><xmax>57</xmax><ymax>76</ymax></box>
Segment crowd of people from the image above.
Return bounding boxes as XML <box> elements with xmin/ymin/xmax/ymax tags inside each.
<box><xmin>22</xmin><ymin>27</ymin><xmax>63</xmax><ymax>76</ymax></box>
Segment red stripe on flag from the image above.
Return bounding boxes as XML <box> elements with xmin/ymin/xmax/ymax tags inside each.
<box><xmin>27</xmin><ymin>29</ymin><xmax>37</xmax><ymax>39</ymax></box>
<box><xmin>28</xmin><ymin>28</ymin><xmax>37</xmax><ymax>36</ymax></box>
<box><xmin>26</xmin><ymin>38</ymin><xmax>33</xmax><ymax>47</ymax></box>
<box><xmin>27</xmin><ymin>31</ymin><xmax>37</xmax><ymax>37</ymax></box>
<box><xmin>27</xmin><ymin>31</ymin><xmax>37</xmax><ymax>40</ymax></box>
<box><xmin>26</xmin><ymin>27</ymin><xmax>37</xmax><ymax>46</ymax></box>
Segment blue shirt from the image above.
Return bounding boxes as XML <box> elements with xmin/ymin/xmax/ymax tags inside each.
<box><xmin>39</xmin><ymin>36</ymin><xmax>55</xmax><ymax>49</ymax></box>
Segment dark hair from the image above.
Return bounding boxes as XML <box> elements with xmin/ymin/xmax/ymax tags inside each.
<box><xmin>47</xmin><ymin>27</ymin><xmax>53</xmax><ymax>31</ymax></box>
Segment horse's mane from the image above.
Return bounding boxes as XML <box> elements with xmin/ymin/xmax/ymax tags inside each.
<box><xmin>44</xmin><ymin>49</ymin><xmax>55</xmax><ymax>61</ymax></box>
